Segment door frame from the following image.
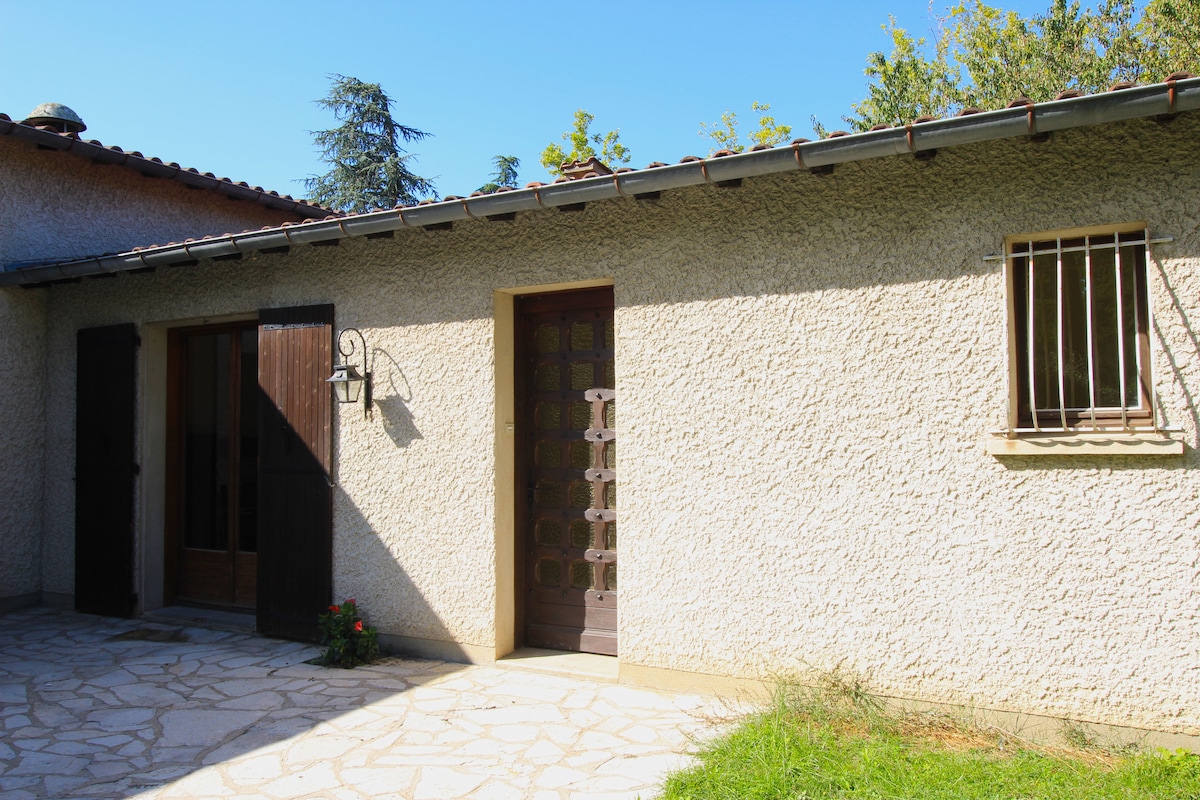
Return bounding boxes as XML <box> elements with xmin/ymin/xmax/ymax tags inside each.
<box><xmin>494</xmin><ymin>279</ymin><xmax>615</xmax><ymax>657</ymax></box>
<box><xmin>137</xmin><ymin>314</ymin><xmax>258</xmax><ymax>615</ymax></box>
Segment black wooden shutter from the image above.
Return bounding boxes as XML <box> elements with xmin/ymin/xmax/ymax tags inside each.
<box><xmin>75</xmin><ymin>323</ymin><xmax>138</xmax><ymax>617</ymax></box>
<box><xmin>256</xmin><ymin>304</ymin><xmax>334</xmax><ymax>640</ymax></box>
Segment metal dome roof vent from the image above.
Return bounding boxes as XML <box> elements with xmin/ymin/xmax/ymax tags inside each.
<box><xmin>21</xmin><ymin>103</ymin><xmax>87</xmax><ymax>134</ymax></box>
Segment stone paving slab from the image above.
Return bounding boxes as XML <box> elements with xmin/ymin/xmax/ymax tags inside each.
<box><xmin>0</xmin><ymin>608</ymin><xmax>748</xmax><ymax>799</ymax></box>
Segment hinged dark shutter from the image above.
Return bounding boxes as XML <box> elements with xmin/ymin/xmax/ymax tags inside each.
<box><xmin>75</xmin><ymin>323</ymin><xmax>138</xmax><ymax>617</ymax></box>
<box><xmin>256</xmin><ymin>304</ymin><xmax>334</xmax><ymax>640</ymax></box>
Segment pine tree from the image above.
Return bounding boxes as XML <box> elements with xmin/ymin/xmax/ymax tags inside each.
<box><xmin>477</xmin><ymin>155</ymin><xmax>521</xmax><ymax>193</ymax></box>
<box><xmin>306</xmin><ymin>75</ymin><xmax>436</xmax><ymax>212</ymax></box>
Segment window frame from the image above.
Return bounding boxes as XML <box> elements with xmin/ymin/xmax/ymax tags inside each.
<box><xmin>1002</xmin><ymin>222</ymin><xmax>1159</xmax><ymax>436</ymax></box>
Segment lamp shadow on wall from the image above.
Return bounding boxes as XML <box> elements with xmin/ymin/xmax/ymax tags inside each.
<box><xmin>371</xmin><ymin>348</ymin><xmax>423</xmax><ymax>448</ymax></box>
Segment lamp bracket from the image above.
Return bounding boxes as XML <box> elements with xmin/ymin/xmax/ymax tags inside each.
<box><xmin>335</xmin><ymin>327</ymin><xmax>373</xmax><ymax>417</ymax></box>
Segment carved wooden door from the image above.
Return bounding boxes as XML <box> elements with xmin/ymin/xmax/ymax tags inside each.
<box><xmin>517</xmin><ymin>288</ymin><xmax>617</xmax><ymax>655</ymax></box>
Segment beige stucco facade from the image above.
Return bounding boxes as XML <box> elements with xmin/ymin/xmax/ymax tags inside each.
<box><xmin>19</xmin><ymin>111</ymin><xmax>1200</xmax><ymax>737</ymax></box>
<box><xmin>0</xmin><ymin>136</ymin><xmax>305</xmax><ymax>267</ymax></box>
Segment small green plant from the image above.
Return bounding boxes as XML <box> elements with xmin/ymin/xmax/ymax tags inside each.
<box><xmin>316</xmin><ymin>599</ymin><xmax>379</xmax><ymax>668</ymax></box>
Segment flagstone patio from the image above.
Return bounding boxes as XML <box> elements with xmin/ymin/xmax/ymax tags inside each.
<box><xmin>0</xmin><ymin>607</ymin><xmax>748</xmax><ymax>799</ymax></box>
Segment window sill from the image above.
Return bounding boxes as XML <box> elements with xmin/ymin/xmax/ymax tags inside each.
<box><xmin>985</xmin><ymin>433</ymin><xmax>1184</xmax><ymax>456</ymax></box>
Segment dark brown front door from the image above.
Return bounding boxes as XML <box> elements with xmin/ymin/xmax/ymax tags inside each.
<box><xmin>167</xmin><ymin>323</ymin><xmax>259</xmax><ymax>609</ymax></box>
<box><xmin>517</xmin><ymin>288</ymin><xmax>617</xmax><ymax>655</ymax></box>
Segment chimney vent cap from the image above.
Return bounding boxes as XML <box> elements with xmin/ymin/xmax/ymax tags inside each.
<box><xmin>22</xmin><ymin>103</ymin><xmax>87</xmax><ymax>134</ymax></box>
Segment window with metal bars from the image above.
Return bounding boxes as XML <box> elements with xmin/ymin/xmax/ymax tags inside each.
<box><xmin>1006</xmin><ymin>227</ymin><xmax>1156</xmax><ymax>433</ymax></box>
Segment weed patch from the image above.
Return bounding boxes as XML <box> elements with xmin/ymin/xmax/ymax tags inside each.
<box><xmin>661</xmin><ymin>676</ymin><xmax>1200</xmax><ymax>799</ymax></box>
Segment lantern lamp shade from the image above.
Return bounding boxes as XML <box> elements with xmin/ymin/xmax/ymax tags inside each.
<box><xmin>326</xmin><ymin>363</ymin><xmax>365</xmax><ymax>404</ymax></box>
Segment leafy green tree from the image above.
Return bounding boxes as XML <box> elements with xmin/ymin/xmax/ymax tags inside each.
<box><xmin>849</xmin><ymin>18</ymin><xmax>960</xmax><ymax>129</ymax></box>
<box><xmin>833</xmin><ymin>0</ymin><xmax>1200</xmax><ymax>133</ymax></box>
<box><xmin>540</xmin><ymin>110</ymin><xmax>631</xmax><ymax>176</ymax></box>
<box><xmin>477</xmin><ymin>155</ymin><xmax>521</xmax><ymax>193</ymax></box>
<box><xmin>1138</xmin><ymin>0</ymin><xmax>1200</xmax><ymax>80</ymax></box>
<box><xmin>306</xmin><ymin>74</ymin><xmax>436</xmax><ymax>212</ymax></box>
<box><xmin>699</xmin><ymin>102</ymin><xmax>794</xmax><ymax>154</ymax></box>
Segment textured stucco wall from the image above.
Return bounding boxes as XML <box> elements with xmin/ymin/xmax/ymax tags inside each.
<box><xmin>0</xmin><ymin>288</ymin><xmax>46</xmax><ymax>600</ymax></box>
<box><xmin>0</xmin><ymin>136</ymin><xmax>306</xmax><ymax>267</ymax></box>
<box><xmin>37</xmin><ymin>111</ymin><xmax>1200</xmax><ymax>734</ymax></box>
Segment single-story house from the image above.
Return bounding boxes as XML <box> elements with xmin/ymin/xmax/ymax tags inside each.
<box><xmin>1</xmin><ymin>78</ymin><xmax>1198</xmax><ymax>745</ymax></box>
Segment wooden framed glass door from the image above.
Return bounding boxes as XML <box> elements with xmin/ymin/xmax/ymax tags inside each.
<box><xmin>166</xmin><ymin>322</ymin><xmax>259</xmax><ymax>609</ymax></box>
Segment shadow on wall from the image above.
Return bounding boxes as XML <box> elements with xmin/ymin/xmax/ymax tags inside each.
<box><xmin>1153</xmin><ymin>255</ymin><xmax>1200</xmax><ymax>441</ymax></box>
<box><xmin>372</xmin><ymin>347</ymin><xmax>422</xmax><ymax>448</ymax></box>
<box><xmin>332</xmin><ymin>484</ymin><xmax>461</xmax><ymax>650</ymax></box>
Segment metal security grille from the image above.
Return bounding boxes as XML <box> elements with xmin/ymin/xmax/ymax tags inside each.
<box><xmin>1007</xmin><ymin>230</ymin><xmax>1160</xmax><ymax>433</ymax></box>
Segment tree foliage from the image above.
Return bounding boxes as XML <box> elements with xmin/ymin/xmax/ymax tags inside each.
<box><xmin>477</xmin><ymin>155</ymin><xmax>521</xmax><ymax>193</ymax></box>
<box><xmin>1138</xmin><ymin>0</ymin><xmax>1200</xmax><ymax>79</ymax></box>
<box><xmin>839</xmin><ymin>0</ymin><xmax>1200</xmax><ymax>132</ymax></box>
<box><xmin>540</xmin><ymin>110</ymin><xmax>631</xmax><ymax>176</ymax></box>
<box><xmin>306</xmin><ymin>74</ymin><xmax>436</xmax><ymax>212</ymax></box>
<box><xmin>699</xmin><ymin>102</ymin><xmax>794</xmax><ymax>154</ymax></box>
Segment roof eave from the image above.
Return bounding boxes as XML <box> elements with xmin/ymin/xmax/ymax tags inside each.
<box><xmin>4</xmin><ymin>77</ymin><xmax>1197</xmax><ymax>289</ymax></box>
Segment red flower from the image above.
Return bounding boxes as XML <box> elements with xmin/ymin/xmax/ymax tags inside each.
<box><xmin>329</xmin><ymin>605</ymin><xmax>340</xmax><ymax>613</ymax></box>
<box><xmin>354</xmin><ymin>620</ymin><xmax>363</xmax><ymax>632</ymax></box>
<box><xmin>346</xmin><ymin>598</ymin><xmax>356</xmax><ymax>606</ymax></box>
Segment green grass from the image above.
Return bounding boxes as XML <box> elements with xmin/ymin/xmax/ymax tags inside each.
<box><xmin>660</xmin><ymin>677</ymin><xmax>1200</xmax><ymax>800</ymax></box>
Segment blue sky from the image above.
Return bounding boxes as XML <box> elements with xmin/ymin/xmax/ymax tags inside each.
<box><xmin>3</xmin><ymin>0</ymin><xmax>1052</xmax><ymax>203</ymax></box>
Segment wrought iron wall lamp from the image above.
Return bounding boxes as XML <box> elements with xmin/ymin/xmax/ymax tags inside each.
<box><xmin>326</xmin><ymin>327</ymin><xmax>372</xmax><ymax>418</ymax></box>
